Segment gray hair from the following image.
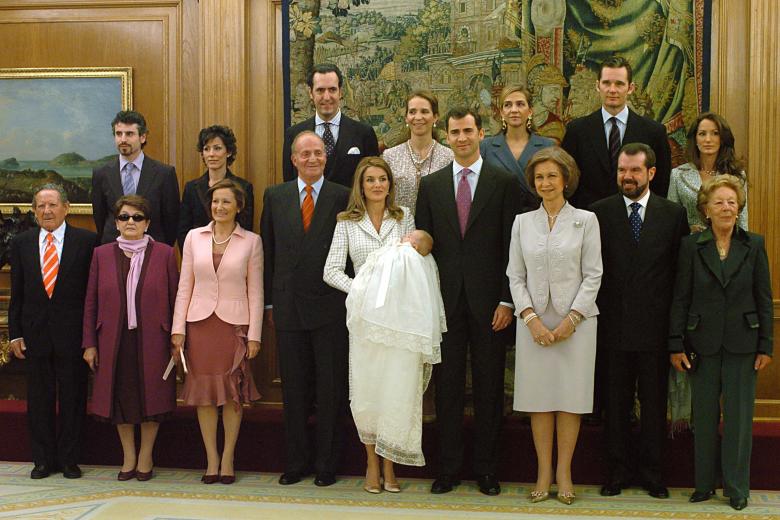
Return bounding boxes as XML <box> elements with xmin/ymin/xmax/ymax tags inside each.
<box><xmin>32</xmin><ymin>183</ymin><xmax>69</xmax><ymax>206</ymax></box>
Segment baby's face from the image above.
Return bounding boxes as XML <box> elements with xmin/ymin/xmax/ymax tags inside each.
<box><xmin>403</xmin><ymin>231</ymin><xmax>431</xmax><ymax>256</ymax></box>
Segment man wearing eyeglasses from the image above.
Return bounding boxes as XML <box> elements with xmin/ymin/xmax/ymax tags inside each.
<box><xmin>92</xmin><ymin>110</ymin><xmax>180</xmax><ymax>245</ymax></box>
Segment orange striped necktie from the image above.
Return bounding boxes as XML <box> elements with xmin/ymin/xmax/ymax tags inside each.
<box><xmin>42</xmin><ymin>232</ymin><xmax>59</xmax><ymax>299</ymax></box>
<box><xmin>301</xmin><ymin>185</ymin><xmax>314</xmax><ymax>232</ymax></box>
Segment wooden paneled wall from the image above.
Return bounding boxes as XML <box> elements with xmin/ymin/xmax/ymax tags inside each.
<box><xmin>0</xmin><ymin>0</ymin><xmax>778</xmax><ymax>415</ymax></box>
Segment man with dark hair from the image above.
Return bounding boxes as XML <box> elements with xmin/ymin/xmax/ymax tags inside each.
<box><xmin>282</xmin><ymin>63</ymin><xmax>378</xmax><ymax>187</ymax></box>
<box><xmin>92</xmin><ymin>110</ymin><xmax>180</xmax><ymax>245</ymax></box>
<box><xmin>9</xmin><ymin>184</ymin><xmax>97</xmax><ymax>479</ymax></box>
<box><xmin>563</xmin><ymin>56</ymin><xmax>671</xmax><ymax>210</ymax></box>
<box><xmin>262</xmin><ymin>131</ymin><xmax>351</xmax><ymax>487</ymax></box>
<box><xmin>415</xmin><ymin>107</ymin><xmax>523</xmax><ymax>496</ymax></box>
<box><xmin>590</xmin><ymin>143</ymin><xmax>689</xmax><ymax>499</ymax></box>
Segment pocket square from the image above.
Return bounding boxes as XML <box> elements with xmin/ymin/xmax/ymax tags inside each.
<box><xmin>347</xmin><ymin>147</ymin><xmax>361</xmax><ymax>155</ymax></box>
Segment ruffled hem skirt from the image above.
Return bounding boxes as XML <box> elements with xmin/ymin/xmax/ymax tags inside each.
<box><xmin>181</xmin><ymin>313</ymin><xmax>261</xmax><ymax>407</ymax></box>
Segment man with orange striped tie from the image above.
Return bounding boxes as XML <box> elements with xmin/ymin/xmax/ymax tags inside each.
<box><xmin>261</xmin><ymin>131</ymin><xmax>350</xmax><ymax>487</ymax></box>
<box><xmin>9</xmin><ymin>184</ymin><xmax>97</xmax><ymax>480</ymax></box>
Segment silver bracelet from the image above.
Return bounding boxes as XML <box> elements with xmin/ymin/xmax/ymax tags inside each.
<box><xmin>523</xmin><ymin>312</ymin><xmax>539</xmax><ymax>325</ymax></box>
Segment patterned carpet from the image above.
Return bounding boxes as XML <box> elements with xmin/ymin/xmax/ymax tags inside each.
<box><xmin>1</xmin><ymin>462</ymin><xmax>779</xmax><ymax>519</ymax></box>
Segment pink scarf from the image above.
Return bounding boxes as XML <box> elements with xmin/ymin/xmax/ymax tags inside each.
<box><xmin>116</xmin><ymin>235</ymin><xmax>152</xmax><ymax>329</ymax></box>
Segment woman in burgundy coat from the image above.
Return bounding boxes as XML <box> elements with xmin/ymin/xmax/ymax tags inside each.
<box><xmin>82</xmin><ymin>195</ymin><xmax>179</xmax><ymax>481</ymax></box>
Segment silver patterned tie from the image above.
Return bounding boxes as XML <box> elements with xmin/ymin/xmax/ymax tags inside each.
<box><xmin>122</xmin><ymin>163</ymin><xmax>137</xmax><ymax>195</ymax></box>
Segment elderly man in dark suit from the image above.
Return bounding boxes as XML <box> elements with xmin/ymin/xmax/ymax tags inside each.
<box><xmin>415</xmin><ymin>108</ymin><xmax>524</xmax><ymax>496</ymax></box>
<box><xmin>262</xmin><ymin>131</ymin><xmax>351</xmax><ymax>487</ymax></box>
<box><xmin>282</xmin><ymin>63</ymin><xmax>379</xmax><ymax>188</ymax></box>
<box><xmin>590</xmin><ymin>143</ymin><xmax>689</xmax><ymax>499</ymax></box>
<box><xmin>9</xmin><ymin>184</ymin><xmax>97</xmax><ymax>479</ymax></box>
<box><xmin>92</xmin><ymin>110</ymin><xmax>180</xmax><ymax>245</ymax></box>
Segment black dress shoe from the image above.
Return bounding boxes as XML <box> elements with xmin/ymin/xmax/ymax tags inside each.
<box><xmin>30</xmin><ymin>464</ymin><xmax>51</xmax><ymax>479</ymax></box>
<box><xmin>729</xmin><ymin>497</ymin><xmax>748</xmax><ymax>510</ymax></box>
<box><xmin>278</xmin><ymin>472</ymin><xmax>302</xmax><ymax>485</ymax></box>
<box><xmin>314</xmin><ymin>472</ymin><xmax>336</xmax><ymax>487</ymax></box>
<box><xmin>430</xmin><ymin>475</ymin><xmax>460</xmax><ymax>494</ymax></box>
<box><xmin>62</xmin><ymin>464</ymin><xmax>82</xmax><ymax>479</ymax></box>
<box><xmin>644</xmin><ymin>482</ymin><xmax>669</xmax><ymax>499</ymax></box>
<box><xmin>476</xmin><ymin>474</ymin><xmax>501</xmax><ymax>496</ymax></box>
<box><xmin>689</xmin><ymin>489</ymin><xmax>715</xmax><ymax>503</ymax></box>
<box><xmin>600</xmin><ymin>483</ymin><xmax>624</xmax><ymax>496</ymax></box>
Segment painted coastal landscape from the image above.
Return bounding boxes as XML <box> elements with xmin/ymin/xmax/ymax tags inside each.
<box><xmin>0</xmin><ymin>74</ymin><xmax>127</xmax><ymax>206</ymax></box>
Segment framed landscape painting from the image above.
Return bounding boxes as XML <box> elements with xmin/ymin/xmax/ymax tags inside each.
<box><xmin>0</xmin><ymin>67</ymin><xmax>132</xmax><ymax>214</ymax></box>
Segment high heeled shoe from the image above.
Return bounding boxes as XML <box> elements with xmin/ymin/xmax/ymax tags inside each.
<box><xmin>529</xmin><ymin>489</ymin><xmax>550</xmax><ymax>503</ymax></box>
<box><xmin>557</xmin><ymin>491</ymin><xmax>576</xmax><ymax>505</ymax></box>
<box><xmin>201</xmin><ymin>473</ymin><xmax>219</xmax><ymax>484</ymax></box>
<box><xmin>364</xmin><ymin>472</ymin><xmax>382</xmax><ymax>494</ymax></box>
<box><xmin>383</xmin><ymin>479</ymin><xmax>401</xmax><ymax>493</ymax></box>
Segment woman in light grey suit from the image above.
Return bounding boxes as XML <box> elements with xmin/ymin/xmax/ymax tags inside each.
<box><xmin>507</xmin><ymin>147</ymin><xmax>602</xmax><ymax>505</ymax></box>
<box><xmin>480</xmin><ymin>85</ymin><xmax>554</xmax><ymax>212</ymax></box>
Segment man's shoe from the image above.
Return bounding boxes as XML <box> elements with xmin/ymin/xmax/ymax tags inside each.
<box><xmin>30</xmin><ymin>464</ymin><xmax>51</xmax><ymax>479</ymax></box>
<box><xmin>314</xmin><ymin>472</ymin><xmax>336</xmax><ymax>487</ymax></box>
<box><xmin>729</xmin><ymin>497</ymin><xmax>748</xmax><ymax>510</ymax></box>
<box><xmin>62</xmin><ymin>464</ymin><xmax>82</xmax><ymax>479</ymax></box>
<box><xmin>430</xmin><ymin>475</ymin><xmax>460</xmax><ymax>494</ymax></box>
<box><xmin>644</xmin><ymin>482</ymin><xmax>669</xmax><ymax>499</ymax></box>
<box><xmin>476</xmin><ymin>474</ymin><xmax>501</xmax><ymax>496</ymax></box>
<box><xmin>689</xmin><ymin>489</ymin><xmax>715</xmax><ymax>503</ymax></box>
<box><xmin>278</xmin><ymin>472</ymin><xmax>302</xmax><ymax>485</ymax></box>
<box><xmin>600</xmin><ymin>483</ymin><xmax>624</xmax><ymax>496</ymax></box>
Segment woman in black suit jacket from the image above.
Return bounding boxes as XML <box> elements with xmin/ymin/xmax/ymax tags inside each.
<box><xmin>669</xmin><ymin>175</ymin><xmax>773</xmax><ymax>511</ymax></box>
<box><xmin>178</xmin><ymin>125</ymin><xmax>254</xmax><ymax>247</ymax></box>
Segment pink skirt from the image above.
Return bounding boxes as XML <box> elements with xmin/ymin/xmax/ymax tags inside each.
<box><xmin>181</xmin><ymin>313</ymin><xmax>261</xmax><ymax>407</ymax></box>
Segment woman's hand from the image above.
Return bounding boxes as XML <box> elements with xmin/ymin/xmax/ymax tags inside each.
<box><xmin>83</xmin><ymin>347</ymin><xmax>98</xmax><ymax>372</ymax></box>
<box><xmin>247</xmin><ymin>340</ymin><xmax>261</xmax><ymax>359</ymax></box>
<box><xmin>670</xmin><ymin>353</ymin><xmax>691</xmax><ymax>373</ymax></box>
<box><xmin>551</xmin><ymin>317</ymin><xmax>575</xmax><ymax>342</ymax></box>
<box><xmin>527</xmin><ymin>318</ymin><xmax>555</xmax><ymax>347</ymax></box>
<box><xmin>755</xmin><ymin>353</ymin><xmax>772</xmax><ymax>371</ymax></box>
<box><xmin>171</xmin><ymin>334</ymin><xmax>185</xmax><ymax>364</ymax></box>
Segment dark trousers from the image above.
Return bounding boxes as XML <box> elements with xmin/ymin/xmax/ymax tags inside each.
<box><xmin>26</xmin><ymin>353</ymin><xmax>87</xmax><ymax>468</ymax></box>
<box><xmin>605</xmin><ymin>350</ymin><xmax>668</xmax><ymax>485</ymax></box>
<box><xmin>277</xmin><ymin>320</ymin><xmax>348</xmax><ymax>475</ymax></box>
<box><xmin>690</xmin><ymin>349</ymin><xmax>756</xmax><ymax>499</ymax></box>
<box><xmin>434</xmin><ymin>291</ymin><xmax>506</xmax><ymax>477</ymax></box>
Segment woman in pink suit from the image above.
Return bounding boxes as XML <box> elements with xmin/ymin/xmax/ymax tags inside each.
<box><xmin>171</xmin><ymin>178</ymin><xmax>262</xmax><ymax>484</ymax></box>
<box><xmin>82</xmin><ymin>195</ymin><xmax>179</xmax><ymax>482</ymax></box>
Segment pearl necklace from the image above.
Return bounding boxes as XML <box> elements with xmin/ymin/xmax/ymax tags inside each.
<box><xmin>212</xmin><ymin>233</ymin><xmax>232</xmax><ymax>245</ymax></box>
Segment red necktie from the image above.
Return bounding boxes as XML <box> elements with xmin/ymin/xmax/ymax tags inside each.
<box><xmin>301</xmin><ymin>185</ymin><xmax>314</xmax><ymax>232</ymax></box>
<box><xmin>42</xmin><ymin>233</ymin><xmax>59</xmax><ymax>298</ymax></box>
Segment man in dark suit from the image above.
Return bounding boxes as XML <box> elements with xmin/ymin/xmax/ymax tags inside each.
<box><xmin>415</xmin><ymin>108</ymin><xmax>524</xmax><ymax>496</ymax></box>
<box><xmin>590</xmin><ymin>143</ymin><xmax>689</xmax><ymax>499</ymax></box>
<box><xmin>562</xmin><ymin>56</ymin><xmax>671</xmax><ymax>210</ymax></box>
<box><xmin>92</xmin><ymin>110</ymin><xmax>180</xmax><ymax>245</ymax></box>
<box><xmin>9</xmin><ymin>184</ymin><xmax>97</xmax><ymax>479</ymax></box>
<box><xmin>261</xmin><ymin>131</ymin><xmax>350</xmax><ymax>487</ymax></box>
<box><xmin>282</xmin><ymin>63</ymin><xmax>379</xmax><ymax>188</ymax></box>
<box><xmin>562</xmin><ymin>56</ymin><xmax>672</xmax><ymax>424</ymax></box>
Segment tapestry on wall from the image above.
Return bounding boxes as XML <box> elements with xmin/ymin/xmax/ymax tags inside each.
<box><xmin>284</xmin><ymin>0</ymin><xmax>710</xmax><ymax>165</ymax></box>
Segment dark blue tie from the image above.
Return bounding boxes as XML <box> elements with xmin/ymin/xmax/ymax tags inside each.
<box><xmin>629</xmin><ymin>202</ymin><xmax>642</xmax><ymax>243</ymax></box>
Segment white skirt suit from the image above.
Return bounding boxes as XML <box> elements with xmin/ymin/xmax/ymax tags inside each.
<box><xmin>507</xmin><ymin>203</ymin><xmax>603</xmax><ymax>413</ymax></box>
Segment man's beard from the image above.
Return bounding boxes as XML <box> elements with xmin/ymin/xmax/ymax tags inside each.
<box><xmin>620</xmin><ymin>180</ymin><xmax>646</xmax><ymax>199</ymax></box>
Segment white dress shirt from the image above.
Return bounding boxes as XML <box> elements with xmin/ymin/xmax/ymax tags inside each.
<box><xmin>315</xmin><ymin>111</ymin><xmax>341</xmax><ymax>143</ymax></box>
<box><xmin>602</xmin><ymin>106</ymin><xmax>629</xmax><ymax>144</ymax></box>
<box><xmin>298</xmin><ymin>175</ymin><xmax>325</xmax><ymax>206</ymax></box>
<box><xmin>451</xmin><ymin>156</ymin><xmax>483</xmax><ymax>199</ymax></box>
<box><xmin>622</xmin><ymin>188</ymin><xmax>651</xmax><ymax>222</ymax></box>
<box><xmin>39</xmin><ymin>222</ymin><xmax>66</xmax><ymax>269</ymax></box>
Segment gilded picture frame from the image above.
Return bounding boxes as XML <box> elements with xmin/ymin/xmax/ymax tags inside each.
<box><xmin>0</xmin><ymin>67</ymin><xmax>133</xmax><ymax>215</ymax></box>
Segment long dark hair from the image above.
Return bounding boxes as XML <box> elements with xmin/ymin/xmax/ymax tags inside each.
<box><xmin>686</xmin><ymin>112</ymin><xmax>744</xmax><ymax>178</ymax></box>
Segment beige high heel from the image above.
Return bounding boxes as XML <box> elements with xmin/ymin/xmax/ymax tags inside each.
<box><xmin>364</xmin><ymin>470</ymin><xmax>381</xmax><ymax>494</ymax></box>
<box><xmin>383</xmin><ymin>479</ymin><xmax>401</xmax><ymax>493</ymax></box>
<box><xmin>529</xmin><ymin>489</ymin><xmax>550</xmax><ymax>503</ymax></box>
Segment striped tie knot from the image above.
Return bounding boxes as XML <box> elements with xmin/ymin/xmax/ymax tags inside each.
<box><xmin>42</xmin><ymin>232</ymin><xmax>59</xmax><ymax>298</ymax></box>
<box><xmin>301</xmin><ymin>185</ymin><xmax>314</xmax><ymax>232</ymax></box>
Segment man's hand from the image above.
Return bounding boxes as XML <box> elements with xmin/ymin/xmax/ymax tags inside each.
<box><xmin>491</xmin><ymin>305</ymin><xmax>513</xmax><ymax>332</ymax></box>
<box><xmin>83</xmin><ymin>347</ymin><xmax>99</xmax><ymax>372</ymax></box>
<box><xmin>755</xmin><ymin>353</ymin><xmax>772</xmax><ymax>371</ymax></box>
<box><xmin>670</xmin><ymin>352</ymin><xmax>691</xmax><ymax>373</ymax></box>
<box><xmin>10</xmin><ymin>338</ymin><xmax>26</xmax><ymax>359</ymax></box>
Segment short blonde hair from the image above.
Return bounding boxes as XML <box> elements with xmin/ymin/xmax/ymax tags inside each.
<box><xmin>696</xmin><ymin>174</ymin><xmax>746</xmax><ymax>223</ymax></box>
<box><xmin>524</xmin><ymin>146</ymin><xmax>580</xmax><ymax>199</ymax></box>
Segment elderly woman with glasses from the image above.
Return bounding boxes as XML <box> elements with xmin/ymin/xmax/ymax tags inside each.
<box><xmin>82</xmin><ymin>195</ymin><xmax>180</xmax><ymax>482</ymax></box>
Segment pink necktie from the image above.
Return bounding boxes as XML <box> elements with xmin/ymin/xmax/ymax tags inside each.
<box><xmin>456</xmin><ymin>168</ymin><xmax>472</xmax><ymax>237</ymax></box>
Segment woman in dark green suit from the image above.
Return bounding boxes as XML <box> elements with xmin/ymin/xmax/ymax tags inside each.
<box><xmin>669</xmin><ymin>175</ymin><xmax>773</xmax><ymax>511</ymax></box>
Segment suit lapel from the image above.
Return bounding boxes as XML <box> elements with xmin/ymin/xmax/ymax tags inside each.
<box><xmin>623</xmin><ymin>110</ymin><xmax>643</xmax><ymax>144</ymax></box>
<box><xmin>696</xmin><ymin>229</ymin><xmax>726</xmax><ymax>287</ymax></box>
<box><xmin>194</xmin><ymin>173</ymin><xmax>210</xmax><ymax>212</ymax></box>
<box><xmin>135</xmin><ymin>158</ymin><xmax>155</xmax><ymax>196</ymax></box>
<box><xmin>465</xmin><ymin>165</ymin><xmax>497</xmax><ymax>235</ymax></box>
<box><xmin>722</xmin><ymin>231</ymin><xmax>751</xmax><ymax>288</ymax></box>
<box><xmin>637</xmin><ymin>194</ymin><xmax>660</xmax><ymax>247</ymax></box>
<box><xmin>326</xmin><ymin>117</ymin><xmax>351</xmax><ymax>178</ymax></box>
<box><xmin>432</xmin><ymin>167</ymin><xmax>461</xmax><ymax>237</ymax></box>
<box><xmin>490</xmin><ymin>134</ymin><xmax>518</xmax><ymax>174</ymax></box>
<box><xmin>26</xmin><ymin>231</ymin><xmax>46</xmax><ymax>296</ymax></box>
<box><xmin>52</xmin><ymin>226</ymin><xmax>78</xmax><ymax>298</ymax></box>
<box><xmin>107</xmin><ymin>158</ymin><xmax>124</xmax><ymax>199</ymax></box>
<box><xmin>357</xmin><ymin>212</ymin><xmax>381</xmax><ymax>241</ymax></box>
<box><xmin>305</xmin><ymin>180</ymin><xmax>337</xmax><ymax>241</ymax></box>
<box><xmin>584</xmin><ymin>110</ymin><xmax>611</xmax><ymax>176</ymax></box>
<box><xmin>283</xmin><ymin>182</ymin><xmax>306</xmax><ymax>240</ymax></box>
